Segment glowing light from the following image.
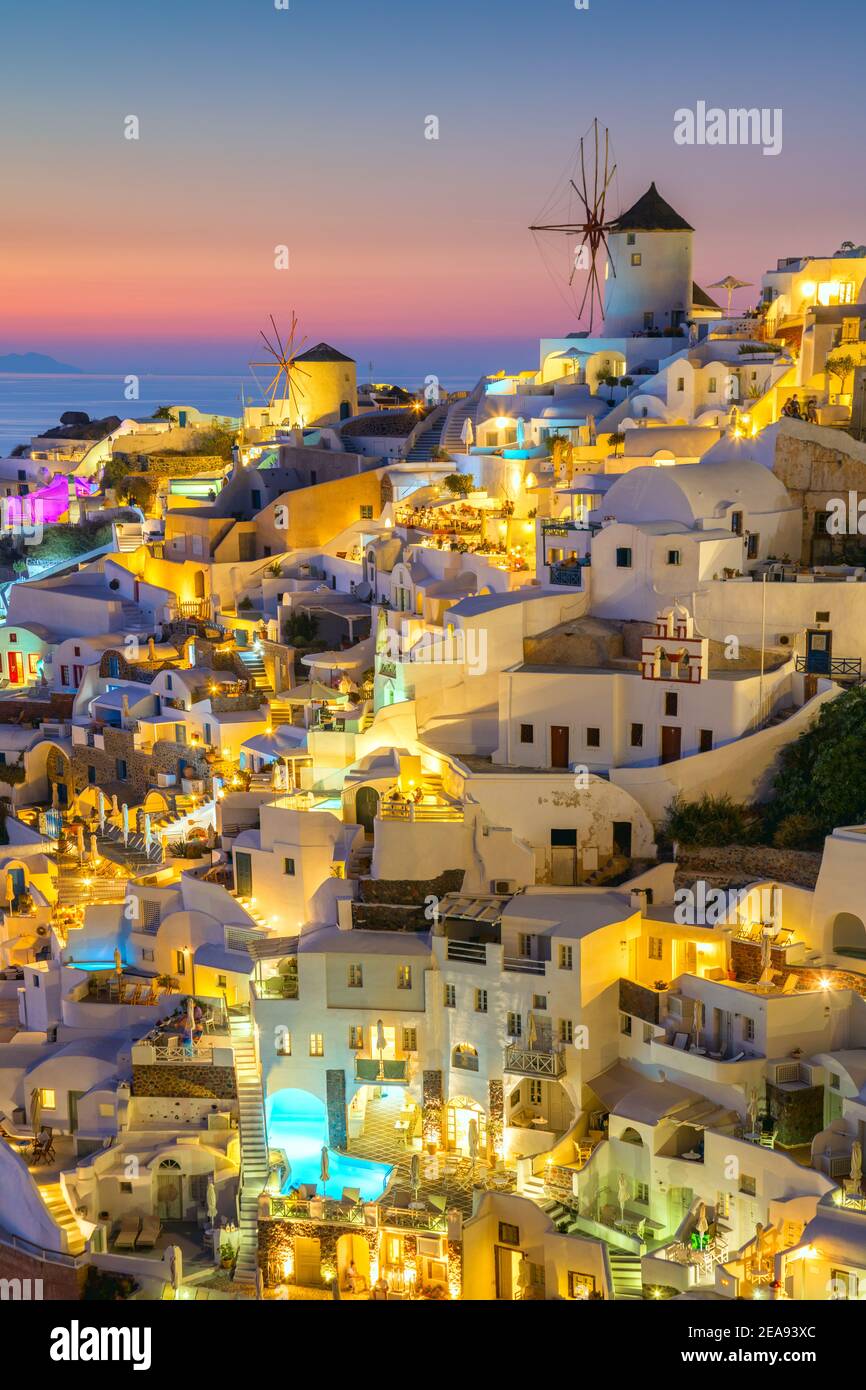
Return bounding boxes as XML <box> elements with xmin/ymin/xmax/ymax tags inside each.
<box><xmin>496</xmin><ymin>417</ymin><xmax>511</xmax><ymax>429</ymax></box>
<box><xmin>819</xmin><ymin>977</ymin><xmax>831</xmax><ymax>990</ymax></box>
<box><xmin>799</xmin><ymin>281</ymin><xmax>816</xmax><ymax>300</ymax></box>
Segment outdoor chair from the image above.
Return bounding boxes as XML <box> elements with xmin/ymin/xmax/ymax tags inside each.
<box><xmin>114</xmin><ymin>1216</ymin><xmax>141</xmax><ymax>1249</ymax></box>
<box><xmin>340</xmin><ymin>1187</ymin><xmax>362</xmax><ymax>1211</ymax></box>
<box><xmin>780</xmin><ymin>974</ymin><xmax>799</xmax><ymax>994</ymax></box>
<box><xmin>135</xmin><ymin>1215</ymin><xmax>161</xmax><ymax>1248</ymax></box>
<box><xmin>672</xmin><ymin>1032</ymin><xmax>690</xmax><ymax>1051</ymax></box>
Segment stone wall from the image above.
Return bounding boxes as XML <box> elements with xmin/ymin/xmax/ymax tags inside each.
<box><xmin>766</xmin><ymin>1081</ymin><xmax>824</xmax><ymax>1147</ymax></box>
<box><xmin>0</xmin><ymin>1240</ymin><xmax>85</xmax><ymax>1300</ymax></box>
<box><xmin>619</xmin><ymin>978</ymin><xmax>661</xmax><ymax>1025</ymax></box>
<box><xmin>771</xmin><ymin>421</ymin><xmax>866</xmax><ymax>564</ymax></box>
<box><xmin>326</xmin><ymin>1070</ymin><xmax>347</xmax><ymax>1150</ymax></box>
<box><xmin>488</xmin><ymin>1080</ymin><xmax>503</xmax><ymax>1162</ymax></box>
<box><xmin>131</xmin><ymin>1063</ymin><xmax>236</xmax><ymax>1099</ymax></box>
<box><xmin>675</xmin><ymin>845</ymin><xmax>822</xmax><ymax>891</ymax></box>
<box><xmin>731</xmin><ymin>940</ymin><xmax>866</xmax><ymax>1000</ymax></box>
<box><xmin>423</xmin><ymin>1070</ymin><xmax>444</xmax><ymax>1148</ymax></box>
<box><xmin>258</xmin><ymin>1217</ymin><xmax>375</xmax><ymax>1286</ymax></box>
<box><xmin>71</xmin><ymin>725</ymin><xmax>211</xmax><ymax>799</ymax></box>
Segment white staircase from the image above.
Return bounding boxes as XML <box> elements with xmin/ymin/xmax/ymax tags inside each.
<box><xmin>608</xmin><ymin>1248</ymin><xmax>644</xmax><ymax>1300</ymax></box>
<box><xmin>230</xmin><ymin>1008</ymin><xmax>268</xmax><ymax>1285</ymax></box>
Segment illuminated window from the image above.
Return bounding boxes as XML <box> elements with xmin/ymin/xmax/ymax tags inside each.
<box><xmin>349</xmin><ymin>1026</ymin><xmax>364</xmax><ymax>1050</ymax></box>
<box><xmin>41</xmin><ymin>1089</ymin><xmax>56</xmax><ymax>1110</ymax></box>
<box><xmin>309</xmin><ymin>1033</ymin><xmax>324</xmax><ymax>1057</ymax></box>
<box><xmin>444</xmin><ymin>983</ymin><xmax>456</xmax><ymax>1008</ymax></box>
<box><xmin>568</xmin><ymin>1271</ymin><xmax>596</xmax><ymax>1299</ymax></box>
<box><xmin>631</xmin><ymin>253</ymin><xmax>641</xmax><ymax>267</ymax></box>
<box><xmin>648</xmin><ymin>937</ymin><xmax>663</xmax><ymax>961</ymax></box>
<box><xmin>397</xmin><ymin>965</ymin><xmax>412</xmax><ymax>989</ymax></box>
<box><xmin>559</xmin><ymin>945</ymin><xmax>573</xmax><ymax>970</ymax></box>
<box><xmin>401</xmin><ymin>1027</ymin><xmax>417</xmax><ymax>1051</ymax></box>
<box><xmin>347</xmin><ymin>964</ymin><xmax>363</xmax><ymax>988</ymax></box>
<box><xmin>499</xmin><ymin>1222</ymin><xmax>520</xmax><ymax>1245</ymax></box>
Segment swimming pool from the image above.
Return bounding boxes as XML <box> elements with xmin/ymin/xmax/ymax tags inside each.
<box><xmin>265</xmin><ymin>1089</ymin><xmax>392</xmax><ymax>1202</ymax></box>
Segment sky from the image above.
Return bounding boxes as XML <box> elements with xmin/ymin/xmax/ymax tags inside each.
<box><xmin>2</xmin><ymin>0</ymin><xmax>865</xmax><ymax>384</ymax></box>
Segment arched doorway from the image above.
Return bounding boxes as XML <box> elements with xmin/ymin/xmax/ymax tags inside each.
<box><xmin>445</xmin><ymin>1096</ymin><xmax>486</xmax><ymax>1155</ymax></box>
<box><xmin>155</xmin><ymin>1157</ymin><xmax>183</xmax><ymax>1220</ymax></box>
<box><xmin>354</xmin><ymin>786</ymin><xmax>380</xmax><ymax>835</ymax></box>
<box><xmin>833</xmin><ymin>912</ymin><xmax>866</xmax><ymax>958</ymax></box>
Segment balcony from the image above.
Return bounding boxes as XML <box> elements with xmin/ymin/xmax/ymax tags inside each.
<box><xmin>446</xmin><ymin>940</ymin><xmax>486</xmax><ymax>965</ymax></box>
<box><xmin>353</xmin><ymin>1056</ymin><xmax>409</xmax><ymax>1085</ymax></box>
<box><xmin>795</xmin><ymin>654</ymin><xmax>861</xmax><ymax>679</ymax></box>
<box><xmin>503</xmin><ymin>955</ymin><xmax>546</xmax><ymax>976</ymax></box>
<box><xmin>503</xmin><ymin>1043</ymin><xmax>565</xmax><ymax>1078</ymax></box>
<box><xmin>379</xmin><ymin>800</ymin><xmax>464</xmax><ymax>822</ymax></box>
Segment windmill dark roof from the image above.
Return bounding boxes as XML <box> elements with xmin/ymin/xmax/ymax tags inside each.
<box><xmin>611</xmin><ymin>183</ymin><xmax>693</xmax><ymax>233</ymax></box>
<box><xmin>692</xmin><ymin>282</ymin><xmax>722</xmax><ymax>311</ymax></box>
<box><xmin>294</xmin><ymin>342</ymin><xmax>355</xmax><ymax>364</ymax></box>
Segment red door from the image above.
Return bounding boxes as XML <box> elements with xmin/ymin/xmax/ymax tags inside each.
<box><xmin>550</xmin><ymin>725</ymin><xmax>570</xmax><ymax>768</ymax></box>
<box><xmin>7</xmin><ymin>652</ymin><xmax>21</xmax><ymax>684</ymax></box>
<box><xmin>660</xmin><ymin>726</ymin><xmax>682</xmax><ymax>764</ymax></box>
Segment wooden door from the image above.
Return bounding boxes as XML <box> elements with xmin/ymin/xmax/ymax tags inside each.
<box><xmin>660</xmin><ymin>726</ymin><xmax>681</xmax><ymax>764</ymax></box>
<box><xmin>7</xmin><ymin>652</ymin><xmax>21</xmax><ymax>683</ymax></box>
<box><xmin>550</xmin><ymin>725</ymin><xmax>570</xmax><ymax>768</ymax></box>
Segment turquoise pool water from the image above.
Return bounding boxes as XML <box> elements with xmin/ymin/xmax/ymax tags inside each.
<box><xmin>265</xmin><ymin>1089</ymin><xmax>393</xmax><ymax>1202</ymax></box>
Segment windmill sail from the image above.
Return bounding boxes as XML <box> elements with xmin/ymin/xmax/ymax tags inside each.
<box><xmin>249</xmin><ymin>312</ymin><xmax>313</xmax><ymax>427</ymax></box>
<box><xmin>529</xmin><ymin>119</ymin><xmax>618</xmax><ymax>332</ymax></box>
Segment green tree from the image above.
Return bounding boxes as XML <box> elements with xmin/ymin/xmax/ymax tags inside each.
<box><xmin>826</xmin><ymin>351</ymin><xmax>857</xmax><ymax>397</ymax></box>
<box><xmin>769</xmin><ymin>686</ymin><xmax>866</xmax><ymax>839</ymax></box>
<box><xmin>195</xmin><ymin>424</ymin><xmax>237</xmax><ymax>461</ymax></box>
<box><xmin>442</xmin><ymin>472</ymin><xmax>474</xmax><ymax>498</ymax></box>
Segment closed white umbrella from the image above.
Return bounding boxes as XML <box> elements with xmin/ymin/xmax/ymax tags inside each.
<box><xmin>89</xmin><ymin>831</ymin><xmax>98</xmax><ymax>866</ymax></box>
<box><xmin>376</xmin><ymin>1018</ymin><xmax>386</xmax><ymax>1078</ymax></box>
<box><xmin>255</xmin><ymin>1267</ymin><xmax>265</xmax><ymax>1301</ymax></box>
<box><xmin>97</xmin><ymin>790</ymin><xmax>106</xmax><ymax>831</ymax></box>
<box><xmin>122</xmin><ymin>803</ymin><xmax>129</xmax><ymax>847</ymax></box>
<box><xmin>516</xmin><ymin>417</ymin><xmax>526</xmax><ymax>448</ymax></box>
<box><xmin>461</xmin><ymin>417</ymin><xmax>474</xmax><ymax>451</ymax></box>
<box><xmin>206</xmin><ymin>1178</ymin><xmax>218</xmax><ymax>1225</ymax></box>
<box><xmin>30</xmin><ymin>1086</ymin><xmax>42</xmax><ymax>1135</ymax></box>
<box><xmin>168</xmin><ymin>1243</ymin><xmax>182</xmax><ymax>1293</ymax></box>
<box><xmin>410</xmin><ymin>1152</ymin><xmax>421</xmax><ymax>1201</ymax></box>
<box><xmin>186</xmin><ymin>996</ymin><xmax>197</xmax><ymax>1043</ymax></box>
<box><xmin>76</xmin><ymin>824</ymin><xmax>85</xmax><ymax>862</ymax></box>
<box><xmin>695</xmin><ymin>1201</ymin><xmax>709</xmax><ymax>1248</ymax></box>
<box><xmin>319</xmin><ymin>1145</ymin><xmax>330</xmax><ymax>1195</ymax></box>
<box><xmin>851</xmin><ymin>1140</ymin><xmax>863</xmax><ymax>1191</ymax></box>
<box><xmin>144</xmin><ymin>813</ymin><xmax>152</xmax><ymax>854</ymax></box>
<box><xmin>618</xmin><ymin>1172</ymin><xmax>629</xmax><ymax>1222</ymax></box>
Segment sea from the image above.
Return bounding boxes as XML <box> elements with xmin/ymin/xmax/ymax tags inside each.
<box><xmin>0</xmin><ymin>374</ymin><xmax>247</xmax><ymax>456</ymax></box>
<box><xmin>0</xmin><ymin>369</ymin><xmax>481</xmax><ymax>456</ymax></box>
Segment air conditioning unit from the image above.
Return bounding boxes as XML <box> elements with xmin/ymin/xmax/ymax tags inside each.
<box><xmin>157</xmin><ymin>772</ymin><xmax>177</xmax><ymax>788</ymax></box>
<box><xmin>492</xmin><ymin>879</ymin><xmax>516</xmax><ymax>894</ymax></box>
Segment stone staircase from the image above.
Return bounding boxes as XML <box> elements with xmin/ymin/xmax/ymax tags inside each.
<box><xmin>38</xmin><ymin>1182</ymin><xmax>86</xmax><ymax>1256</ymax></box>
<box><xmin>405</xmin><ymin>413</ymin><xmax>446</xmax><ymax>462</ymax></box>
<box><xmin>441</xmin><ymin>387</ymin><xmax>483</xmax><ymax>456</ymax></box>
<box><xmin>120</xmin><ymin>601</ymin><xmax>151</xmax><ymax>634</ymax></box>
<box><xmin>229</xmin><ymin>1008</ymin><xmax>268</xmax><ymax>1285</ymax></box>
<box><xmin>239</xmin><ymin>647</ymin><xmax>274</xmax><ymax>696</ymax></box>
<box><xmin>267</xmin><ymin>700</ymin><xmax>295</xmax><ymax>728</ymax></box>
<box><xmin>115</xmin><ymin>523</ymin><xmax>144</xmax><ymax>553</ymax></box>
<box><xmin>607</xmin><ymin>1248</ymin><xmax>644</xmax><ymax>1300</ymax></box>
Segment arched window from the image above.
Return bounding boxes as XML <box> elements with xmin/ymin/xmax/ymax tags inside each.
<box><xmin>620</xmin><ymin>1127</ymin><xmax>643</xmax><ymax>1146</ymax></box>
<box><xmin>833</xmin><ymin>912</ymin><xmax>866</xmax><ymax>958</ymax></box>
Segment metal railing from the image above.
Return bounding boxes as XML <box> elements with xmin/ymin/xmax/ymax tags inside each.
<box><xmin>379</xmin><ymin>801</ymin><xmax>464</xmax><ymax>822</ymax></box>
<box><xmin>795</xmin><ymin>654</ymin><xmax>862</xmax><ymax>678</ymax></box>
<box><xmin>503</xmin><ymin>956</ymin><xmax>546</xmax><ymax>976</ymax></box>
<box><xmin>446</xmin><ymin>940</ymin><xmax>487</xmax><ymax>964</ymax></box>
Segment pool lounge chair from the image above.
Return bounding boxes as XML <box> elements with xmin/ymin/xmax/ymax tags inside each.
<box><xmin>135</xmin><ymin>1215</ymin><xmax>161</xmax><ymax>1248</ymax></box>
<box><xmin>114</xmin><ymin>1216</ymin><xmax>141</xmax><ymax>1249</ymax></box>
<box><xmin>340</xmin><ymin>1187</ymin><xmax>362</xmax><ymax>1210</ymax></box>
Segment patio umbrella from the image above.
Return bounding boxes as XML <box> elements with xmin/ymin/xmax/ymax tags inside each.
<box><xmin>255</xmin><ymin>1268</ymin><xmax>265</xmax><ymax>1301</ymax></box>
<box><xmin>206</xmin><ymin>1178</ymin><xmax>218</xmax><ymax>1226</ymax></box>
<box><xmin>708</xmin><ymin>274</ymin><xmax>752</xmax><ymax>315</ymax></box>
<box><xmin>376</xmin><ymin>1018</ymin><xmax>386</xmax><ymax>1075</ymax></box>
<box><xmin>851</xmin><ymin>1140</ymin><xmax>863</xmax><ymax>1191</ymax></box>
<box><xmin>97</xmin><ymin>790</ymin><xmax>106</xmax><ymax>831</ymax></box>
<box><xmin>695</xmin><ymin>1201</ymin><xmax>709</xmax><ymax>1248</ymax></box>
<box><xmin>516</xmin><ymin>417</ymin><xmax>526</xmax><ymax>448</ymax></box>
<box><xmin>319</xmin><ymin>1145</ymin><xmax>330</xmax><ymax>1196</ymax></box>
<box><xmin>89</xmin><ymin>832</ymin><xmax>98</xmax><ymax>866</ymax></box>
<box><xmin>111</xmin><ymin>794</ymin><xmax>120</xmax><ymax>816</ymax></box>
<box><xmin>460</xmin><ymin>417</ymin><xmax>474</xmax><ymax>451</ymax></box>
<box><xmin>114</xmin><ymin>947</ymin><xmax>122</xmax><ymax>978</ymax></box>
<box><xmin>186</xmin><ymin>996</ymin><xmax>197</xmax><ymax>1041</ymax></box>
<box><xmin>693</xmin><ymin>998</ymin><xmax>705</xmax><ymax>1049</ymax></box>
<box><xmin>144</xmin><ymin>813</ymin><xmax>153</xmax><ymax>854</ymax></box>
<box><xmin>527</xmin><ymin>1012</ymin><xmax>538</xmax><ymax>1051</ymax></box>
<box><xmin>168</xmin><ymin>1244</ymin><xmax>182</xmax><ymax>1293</ymax></box>
<box><xmin>122</xmin><ymin>803</ymin><xmax>129</xmax><ymax>847</ymax></box>
<box><xmin>409</xmin><ymin>1152</ymin><xmax>421</xmax><ymax>1201</ymax></box>
<box><xmin>76</xmin><ymin>824</ymin><xmax>85</xmax><ymax>862</ymax></box>
<box><xmin>617</xmin><ymin>1172</ymin><xmax>629</xmax><ymax>1221</ymax></box>
<box><xmin>30</xmin><ymin>1086</ymin><xmax>41</xmax><ymax>1135</ymax></box>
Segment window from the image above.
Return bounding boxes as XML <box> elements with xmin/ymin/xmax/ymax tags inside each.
<box><xmin>529</xmin><ymin>1079</ymin><xmax>542</xmax><ymax>1105</ymax></box>
<box><xmin>559</xmin><ymin>1019</ymin><xmax>573</xmax><ymax>1044</ymax></box>
<box><xmin>643</xmin><ymin>312</ymin><xmax>654</xmax><ymax>330</ymax></box>
<box><xmin>349</xmin><ymin>1026</ymin><xmax>364</xmax><ymax>1050</ymax></box>
<box><xmin>444</xmin><ymin>983</ymin><xmax>456</xmax><ymax>1008</ymax></box>
<box><xmin>620</xmin><ymin>1013</ymin><xmax>632</xmax><ymax>1035</ymax></box>
<box><xmin>635</xmin><ymin>1182</ymin><xmax>649</xmax><ymax>1205</ymax></box>
<box><xmin>165</xmin><ymin>673</ymin><xmax>173</xmax><ymax>690</ymax></box>
<box><xmin>283</xmin><ymin>857</ymin><xmax>295</xmax><ymax>876</ymax></box>
<box><xmin>142</xmin><ymin>948</ymin><xmax>154</xmax><ymax>963</ymax></box>
<box><xmin>631</xmin><ymin>252</ymin><xmax>642</xmax><ymax>266</ymax></box>
<box><xmin>73</xmin><ymin>645</ymin><xmax>80</xmax><ymax>657</ymax></box>
<box><xmin>120</xmin><ymin>1181</ymin><xmax>133</xmax><ymax>1195</ymax></box>
<box><xmin>217</xmin><ymin>975</ymin><xmax>227</xmax><ymax>989</ymax></box>
<box><xmin>532</xmin><ymin>994</ymin><xmax>547</xmax><ymax>1011</ymax></box>
<box><xmin>731</xmin><ymin>510</ymin><xmax>743</xmax><ymax>536</ymax></box>
<box><xmin>116</xmin><ymin>759</ymin><xmax>128</xmax><ymax>781</ymax></box>
<box><xmin>507</xmin><ymin>1011</ymin><xmax>522</xmax><ymax>1036</ymax></box>
<box><xmin>568</xmin><ymin>1271</ymin><xmax>596</xmax><ymax>1299</ymax></box>
<box><xmin>309</xmin><ymin>1033</ymin><xmax>324</xmax><ymax>1057</ymax></box>
<box><xmin>276</xmin><ymin>1029</ymin><xmax>291</xmax><ymax>1056</ymax></box>
<box><xmin>716</xmin><ymin>1191</ymin><xmax>730</xmax><ymax>1221</ymax></box>
<box><xmin>401</xmin><ymin>1027</ymin><xmax>417</xmax><ymax>1052</ymax></box>
<box><xmin>586</xmin><ymin>727</ymin><xmax>600</xmax><ymax>748</ymax></box>
<box><xmin>519</xmin><ymin>723</ymin><xmax>534</xmax><ymax>744</ymax></box>
<box><xmin>626</xmin><ymin>232</ymin><xmax>636</xmax><ymax>246</ymax></box>
<box><xmin>746</xmin><ymin>533</ymin><xmax>759</xmax><ymax>560</ymax></box>
<box><xmin>348</xmin><ymin>964</ymin><xmax>363</xmax><ymax>988</ymax></box>
<box><xmin>397</xmin><ymin>965</ymin><xmax>412</xmax><ymax>989</ymax></box>
<box><xmin>87</xmin><ymin>766</ymin><xmax>96</xmax><ymax>785</ymax></box>
<box><xmin>664</xmin><ymin>692</ymin><xmax>678</xmax><ymax>716</ymax></box>
<box><xmin>648</xmin><ymin>936</ymin><xmax>663</xmax><ymax>961</ymax></box>
<box><xmin>360</xmin><ymin>505</ymin><xmax>374</xmax><ymax>520</ymax></box>
<box><xmin>743</xmin><ymin>1017</ymin><xmax>755</xmax><ymax>1042</ymax></box>
<box><xmin>40</xmin><ymin>1089</ymin><xmax>56</xmax><ymax>1110</ymax></box>
<box><xmin>676</xmin><ymin>377</ymin><xmax>685</xmax><ymax>392</ymax></box>
<box><xmin>708</xmin><ymin>377</ymin><xmax>718</xmax><ymax>393</ymax></box>
<box><xmin>643</xmin><ymin>1023</ymin><xmax>655</xmax><ymax>1043</ymax></box>
<box><xmin>816</xmin><ymin>611</ymin><xmax>830</xmax><ymax>624</ymax></box>
<box><xmin>475</xmin><ymin>988</ymin><xmax>488</xmax><ymax>1013</ymax></box>
<box><xmin>829</xmin><ymin>1072</ymin><xmax>841</xmax><ymax>1090</ymax></box>
<box><xmin>699</xmin><ymin>729</ymin><xmax>713</xmax><ymax>753</ymax></box>
<box><xmin>559</xmin><ymin>944</ymin><xmax>573</xmax><ymax>970</ymax></box>
<box><xmin>616</xmin><ymin>547</ymin><xmax>632</xmax><ymax>568</ymax></box>
<box><xmin>518</xmin><ymin>933</ymin><xmax>533</xmax><ymax>958</ymax></box>
<box><xmin>841</xmin><ymin>317</ymin><xmax>860</xmax><ymax>344</ymax></box>
<box><xmin>175</xmin><ymin>950</ymin><xmax>186</xmax><ymax>976</ymax></box>
<box><xmin>739</xmin><ymin>1173</ymin><xmax>756</xmax><ymax>1196</ymax></box>
<box><xmin>667</xmin><ymin>549</ymin><xmax>681</xmax><ymax>566</ymax></box>
<box><xmin>498</xmin><ymin>1222</ymin><xmax>520</xmax><ymax>1246</ymax></box>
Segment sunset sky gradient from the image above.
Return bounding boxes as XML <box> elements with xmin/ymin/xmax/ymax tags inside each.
<box><xmin>3</xmin><ymin>0</ymin><xmax>865</xmax><ymax>383</ymax></box>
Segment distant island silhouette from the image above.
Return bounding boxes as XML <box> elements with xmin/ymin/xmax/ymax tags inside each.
<box><xmin>0</xmin><ymin>351</ymin><xmax>82</xmax><ymax>374</ymax></box>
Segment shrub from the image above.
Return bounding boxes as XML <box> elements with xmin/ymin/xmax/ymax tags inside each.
<box><xmin>661</xmin><ymin>793</ymin><xmax>763</xmax><ymax>848</ymax></box>
<box><xmin>772</xmin><ymin>813</ymin><xmax>825</xmax><ymax>851</ymax></box>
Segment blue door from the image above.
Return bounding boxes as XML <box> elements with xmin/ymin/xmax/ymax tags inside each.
<box><xmin>805</xmin><ymin>628</ymin><xmax>832</xmax><ymax>675</ymax></box>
